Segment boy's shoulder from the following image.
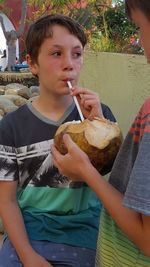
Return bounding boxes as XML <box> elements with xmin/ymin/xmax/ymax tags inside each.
<box><xmin>0</xmin><ymin>103</ymin><xmax>28</xmax><ymax>126</ymax></box>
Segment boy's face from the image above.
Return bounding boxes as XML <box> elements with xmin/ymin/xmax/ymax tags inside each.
<box><xmin>131</xmin><ymin>8</ymin><xmax>150</xmax><ymax>63</ymax></box>
<box><xmin>28</xmin><ymin>25</ymin><xmax>84</xmax><ymax>96</ymax></box>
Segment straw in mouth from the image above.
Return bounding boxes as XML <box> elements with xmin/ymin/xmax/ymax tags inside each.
<box><xmin>67</xmin><ymin>81</ymin><xmax>84</xmax><ymax>122</ymax></box>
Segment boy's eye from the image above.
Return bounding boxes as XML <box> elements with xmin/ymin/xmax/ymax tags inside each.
<box><xmin>72</xmin><ymin>52</ymin><xmax>82</xmax><ymax>58</ymax></box>
<box><xmin>51</xmin><ymin>51</ymin><xmax>61</xmax><ymax>57</ymax></box>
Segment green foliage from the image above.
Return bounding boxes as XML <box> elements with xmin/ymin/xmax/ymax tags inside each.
<box><xmin>71</xmin><ymin>5</ymin><xmax>96</xmax><ymax>30</ymax></box>
<box><xmin>88</xmin><ymin>1</ymin><xmax>143</xmax><ymax>54</ymax></box>
<box><xmin>27</xmin><ymin>0</ymin><xmax>76</xmax><ymax>20</ymax></box>
<box><xmin>89</xmin><ymin>34</ymin><xmax>121</xmax><ymax>52</ymax></box>
<box><xmin>96</xmin><ymin>3</ymin><xmax>136</xmax><ymax>40</ymax></box>
<box><xmin>27</xmin><ymin>0</ymin><xmax>109</xmax><ymax>24</ymax></box>
<box><xmin>0</xmin><ymin>0</ymin><xmax>142</xmax><ymax>55</ymax></box>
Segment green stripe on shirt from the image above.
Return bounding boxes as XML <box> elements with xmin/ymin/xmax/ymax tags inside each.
<box><xmin>18</xmin><ymin>185</ymin><xmax>99</xmax><ymax>214</ymax></box>
<box><xmin>96</xmin><ymin>208</ymin><xmax>150</xmax><ymax>267</ymax></box>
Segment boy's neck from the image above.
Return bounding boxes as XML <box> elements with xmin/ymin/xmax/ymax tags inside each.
<box><xmin>32</xmin><ymin>93</ymin><xmax>73</xmax><ymax>121</ymax></box>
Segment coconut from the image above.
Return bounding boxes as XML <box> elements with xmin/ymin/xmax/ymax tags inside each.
<box><xmin>54</xmin><ymin>117</ymin><xmax>123</xmax><ymax>175</ymax></box>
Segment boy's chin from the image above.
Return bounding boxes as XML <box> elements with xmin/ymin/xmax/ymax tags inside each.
<box><xmin>55</xmin><ymin>88</ymin><xmax>70</xmax><ymax>96</ymax></box>
<box><xmin>62</xmin><ymin>87</ymin><xmax>71</xmax><ymax>95</ymax></box>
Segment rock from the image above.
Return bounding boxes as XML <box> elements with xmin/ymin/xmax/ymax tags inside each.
<box><xmin>29</xmin><ymin>86</ymin><xmax>39</xmax><ymax>98</ymax></box>
<box><xmin>31</xmin><ymin>92</ymin><xmax>39</xmax><ymax>98</ymax></box>
<box><xmin>18</xmin><ymin>87</ymin><xmax>31</xmax><ymax>99</ymax></box>
<box><xmin>0</xmin><ymin>84</ymin><xmax>35</xmax><ymax>118</ymax></box>
<box><xmin>0</xmin><ymin>109</ymin><xmax>5</xmax><ymax>116</ymax></box>
<box><xmin>0</xmin><ymin>86</ymin><xmax>6</xmax><ymax>91</ymax></box>
<box><xmin>5</xmin><ymin>84</ymin><xmax>29</xmax><ymax>99</ymax></box>
<box><xmin>30</xmin><ymin>86</ymin><xmax>40</xmax><ymax>95</ymax></box>
<box><xmin>54</xmin><ymin>117</ymin><xmax>123</xmax><ymax>174</ymax></box>
<box><xmin>0</xmin><ymin>88</ymin><xmax>5</xmax><ymax>95</ymax></box>
<box><xmin>3</xmin><ymin>95</ymin><xmax>27</xmax><ymax>107</ymax></box>
<box><xmin>5</xmin><ymin>83</ymin><xmax>27</xmax><ymax>90</ymax></box>
<box><xmin>5</xmin><ymin>88</ymin><xmax>19</xmax><ymax>95</ymax></box>
<box><xmin>0</xmin><ymin>77</ymin><xmax>40</xmax><ymax>119</ymax></box>
<box><xmin>0</xmin><ymin>96</ymin><xmax>17</xmax><ymax>114</ymax></box>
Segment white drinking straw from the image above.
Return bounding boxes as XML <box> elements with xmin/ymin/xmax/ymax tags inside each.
<box><xmin>67</xmin><ymin>81</ymin><xmax>84</xmax><ymax>122</ymax></box>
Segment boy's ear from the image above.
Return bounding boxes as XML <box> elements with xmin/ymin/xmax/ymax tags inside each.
<box><xmin>26</xmin><ymin>54</ymin><xmax>38</xmax><ymax>75</ymax></box>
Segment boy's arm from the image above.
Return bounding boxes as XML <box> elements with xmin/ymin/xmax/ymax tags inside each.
<box><xmin>81</xmin><ymin>164</ymin><xmax>150</xmax><ymax>257</ymax></box>
<box><xmin>0</xmin><ymin>181</ymin><xmax>53</xmax><ymax>267</ymax></box>
<box><xmin>51</xmin><ymin>135</ymin><xmax>150</xmax><ymax>257</ymax></box>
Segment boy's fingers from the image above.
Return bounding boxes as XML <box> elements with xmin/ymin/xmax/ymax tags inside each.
<box><xmin>71</xmin><ymin>87</ymin><xmax>95</xmax><ymax>96</ymax></box>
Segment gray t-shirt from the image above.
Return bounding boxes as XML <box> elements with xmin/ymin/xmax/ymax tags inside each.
<box><xmin>109</xmin><ymin>97</ymin><xmax>150</xmax><ymax>215</ymax></box>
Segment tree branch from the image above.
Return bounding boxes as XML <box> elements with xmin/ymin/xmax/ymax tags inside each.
<box><xmin>0</xmin><ymin>15</ymin><xmax>8</xmax><ymax>39</ymax></box>
<box><xmin>17</xmin><ymin>0</ymin><xmax>27</xmax><ymax>37</ymax></box>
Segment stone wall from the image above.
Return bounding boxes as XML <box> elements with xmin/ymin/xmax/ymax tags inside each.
<box><xmin>0</xmin><ymin>83</ymin><xmax>39</xmax><ymax>120</ymax></box>
<box><xmin>0</xmin><ymin>72</ymin><xmax>39</xmax><ymax>120</ymax></box>
<box><xmin>0</xmin><ymin>72</ymin><xmax>39</xmax><ymax>87</ymax></box>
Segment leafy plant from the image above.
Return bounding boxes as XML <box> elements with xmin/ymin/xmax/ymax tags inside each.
<box><xmin>0</xmin><ymin>0</ymin><xmax>143</xmax><ymax>56</ymax></box>
<box><xmin>89</xmin><ymin>0</ymin><xmax>142</xmax><ymax>54</ymax></box>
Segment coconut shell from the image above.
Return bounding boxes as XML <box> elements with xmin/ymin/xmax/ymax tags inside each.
<box><xmin>54</xmin><ymin>117</ymin><xmax>123</xmax><ymax>175</ymax></box>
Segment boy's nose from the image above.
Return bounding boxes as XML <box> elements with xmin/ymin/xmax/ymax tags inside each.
<box><xmin>63</xmin><ymin>56</ymin><xmax>73</xmax><ymax>70</ymax></box>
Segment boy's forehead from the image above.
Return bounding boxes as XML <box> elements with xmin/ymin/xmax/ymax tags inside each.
<box><xmin>47</xmin><ymin>24</ymin><xmax>69</xmax><ymax>34</ymax></box>
<box><xmin>44</xmin><ymin>25</ymin><xmax>83</xmax><ymax>46</ymax></box>
<box><xmin>39</xmin><ymin>37</ymin><xmax>83</xmax><ymax>53</ymax></box>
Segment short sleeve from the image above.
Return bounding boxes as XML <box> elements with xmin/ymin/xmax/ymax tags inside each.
<box><xmin>0</xmin><ymin>116</ymin><xmax>19</xmax><ymax>182</ymax></box>
<box><xmin>101</xmin><ymin>103</ymin><xmax>116</xmax><ymax>122</ymax></box>
<box><xmin>123</xmin><ymin>132</ymin><xmax>150</xmax><ymax>215</ymax></box>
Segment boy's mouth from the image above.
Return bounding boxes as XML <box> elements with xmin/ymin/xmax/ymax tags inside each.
<box><xmin>62</xmin><ymin>78</ymin><xmax>74</xmax><ymax>85</ymax></box>
<box><xmin>62</xmin><ymin>78</ymin><xmax>74</xmax><ymax>82</ymax></box>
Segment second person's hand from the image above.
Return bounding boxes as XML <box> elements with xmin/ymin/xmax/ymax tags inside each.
<box><xmin>52</xmin><ymin>134</ymin><xmax>90</xmax><ymax>180</ymax></box>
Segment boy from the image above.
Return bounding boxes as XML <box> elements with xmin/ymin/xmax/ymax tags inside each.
<box><xmin>52</xmin><ymin>2</ymin><xmax>150</xmax><ymax>266</ymax></box>
<box><xmin>0</xmin><ymin>14</ymin><xmax>116</xmax><ymax>267</ymax></box>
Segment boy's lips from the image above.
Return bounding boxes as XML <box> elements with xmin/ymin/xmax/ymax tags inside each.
<box><xmin>62</xmin><ymin>79</ymin><xmax>73</xmax><ymax>82</ymax></box>
<box><xmin>62</xmin><ymin>76</ymin><xmax>74</xmax><ymax>80</ymax></box>
<box><xmin>62</xmin><ymin>78</ymin><xmax>74</xmax><ymax>85</ymax></box>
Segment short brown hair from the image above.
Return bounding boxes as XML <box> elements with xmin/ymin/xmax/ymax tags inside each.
<box><xmin>26</xmin><ymin>14</ymin><xmax>87</xmax><ymax>63</ymax></box>
<box><xmin>125</xmin><ymin>0</ymin><xmax>150</xmax><ymax>21</ymax></box>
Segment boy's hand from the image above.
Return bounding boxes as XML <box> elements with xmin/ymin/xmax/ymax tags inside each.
<box><xmin>23</xmin><ymin>251</ymin><xmax>53</xmax><ymax>267</ymax></box>
<box><xmin>70</xmin><ymin>86</ymin><xmax>103</xmax><ymax>120</ymax></box>
<box><xmin>52</xmin><ymin>134</ymin><xmax>90</xmax><ymax>180</ymax></box>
